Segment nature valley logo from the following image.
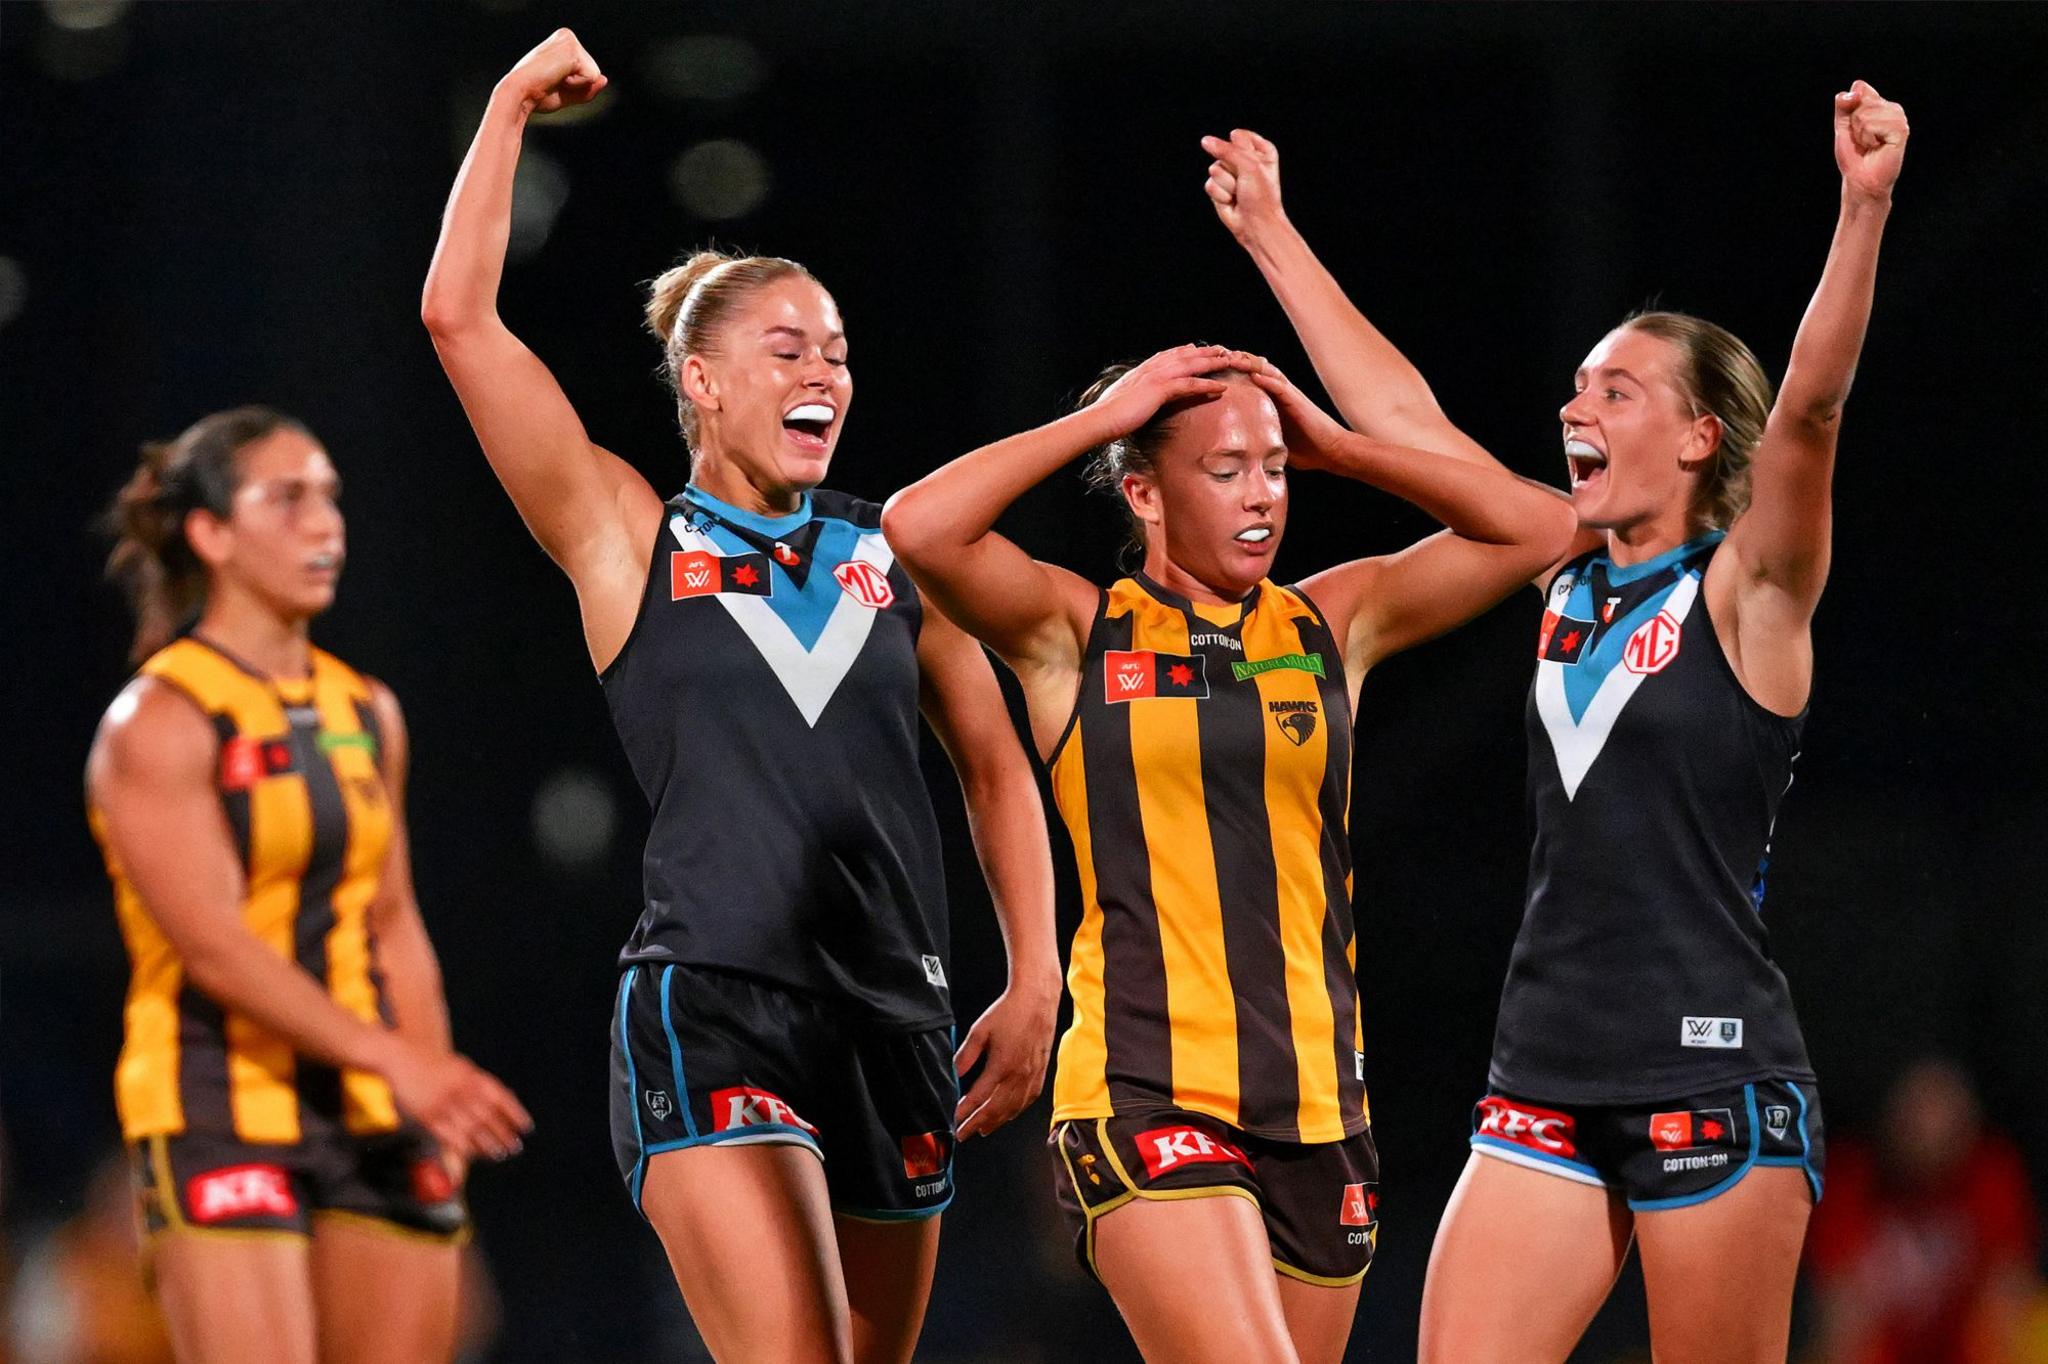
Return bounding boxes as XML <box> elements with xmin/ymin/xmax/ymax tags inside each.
<box><xmin>1231</xmin><ymin>652</ymin><xmax>1325</xmax><ymax>683</ymax></box>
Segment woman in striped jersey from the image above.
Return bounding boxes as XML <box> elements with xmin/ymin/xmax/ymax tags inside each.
<box><xmin>883</xmin><ymin>350</ymin><xmax>1573</xmax><ymax>1362</ymax></box>
<box><xmin>87</xmin><ymin>407</ymin><xmax>531</xmax><ymax>1363</ymax></box>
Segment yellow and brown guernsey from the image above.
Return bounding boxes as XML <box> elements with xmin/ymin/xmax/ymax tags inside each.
<box><xmin>88</xmin><ymin>637</ymin><xmax>399</xmax><ymax>1145</ymax></box>
<box><xmin>1048</xmin><ymin>573</ymin><xmax>1365</xmax><ymax>1144</ymax></box>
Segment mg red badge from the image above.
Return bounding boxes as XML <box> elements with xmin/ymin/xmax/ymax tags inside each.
<box><xmin>834</xmin><ymin>560</ymin><xmax>895</xmax><ymax>609</ymax></box>
<box><xmin>1623</xmin><ymin>609</ymin><xmax>1683</xmax><ymax>675</ymax></box>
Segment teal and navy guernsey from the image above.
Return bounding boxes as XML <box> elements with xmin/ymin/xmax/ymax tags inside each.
<box><xmin>600</xmin><ymin>485</ymin><xmax>951</xmax><ymax>1032</ymax></box>
<box><xmin>1491</xmin><ymin>534</ymin><xmax>1818</xmax><ymax>1105</ymax></box>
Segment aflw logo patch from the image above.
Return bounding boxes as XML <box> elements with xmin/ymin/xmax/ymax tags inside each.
<box><xmin>1681</xmin><ymin>1016</ymin><xmax>1743</xmax><ymax>1049</ymax></box>
<box><xmin>671</xmin><ymin>550</ymin><xmax>772</xmax><ymax>600</ymax></box>
<box><xmin>1104</xmin><ymin>650</ymin><xmax>1208</xmax><ymax>702</ymax></box>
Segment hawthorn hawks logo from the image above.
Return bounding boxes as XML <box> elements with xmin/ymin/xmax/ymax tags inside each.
<box><xmin>833</xmin><ymin>560</ymin><xmax>895</xmax><ymax>609</ymax></box>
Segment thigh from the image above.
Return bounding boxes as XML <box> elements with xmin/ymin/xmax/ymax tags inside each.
<box><xmin>1275</xmin><ymin>1275</ymin><xmax>1362</xmax><ymax>1364</ymax></box>
<box><xmin>1419</xmin><ymin>1152</ymin><xmax>1632</xmax><ymax>1364</ymax></box>
<box><xmin>1095</xmin><ymin>1194</ymin><xmax>1299</xmax><ymax>1364</ymax></box>
<box><xmin>642</xmin><ymin>1142</ymin><xmax>851</xmax><ymax>1364</ymax></box>
<box><xmin>1635</xmin><ymin>1164</ymin><xmax>1812</xmax><ymax>1364</ymax></box>
<box><xmin>153</xmin><ymin>1233</ymin><xmax>317</xmax><ymax>1364</ymax></box>
<box><xmin>832</xmin><ymin>1212</ymin><xmax>942</xmax><ymax>1364</ymax></box>
<box><xmin>1249</xmin><ymin>1124</ymin><xmax>1379</xmax><ymax>1363</ymax></box>
<box><xmin>309</xmin><ymin>1215</ymin><xmax>460</xmax><ymax>1364</ymax></box>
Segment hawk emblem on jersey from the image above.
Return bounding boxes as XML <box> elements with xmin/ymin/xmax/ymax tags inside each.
<box><xmin>1104</xmin><ymin>651</ymin><xmax>1209</xmax><ymax>702</ymax></box>
<box><xmin>1269</xmin><ymin>699</ymin><xmax>1318</xmax><ymax>745</ymax></box>
<box><xmin>669</xmin><ymin>513</ymin><xmax>899</xmax><ymax>728</ymax></box>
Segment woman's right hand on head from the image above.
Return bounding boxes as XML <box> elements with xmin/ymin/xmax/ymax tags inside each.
<box><xmin>1250</xmin><ymin>365</ymin><xmax>1354</xmax><ymax>473</ymax></box>
<box><xmin>497</xmin><ymin>28</ymin><xmax>608</xmax><ymax>115</ymax></box>
<box><xmin>380</xmin><ymin>1036</ymin><xmax>534</xmax><ymax>1164</ymax></box>
<box><xmin>1201</xmin><ymin>128</ymin><xmax>1286</xmax><ymax>245</ymax></box>
<box><xmin>1091</xmin><ymin>344</ymin><xmax>1262</xmax><ymax>437</ymax></box>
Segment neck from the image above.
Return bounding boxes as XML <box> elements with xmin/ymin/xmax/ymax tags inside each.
<box><xmin>1603</xmin><ymin>504</ymin><xmax>1704</xmax><ymax>568</ymax></box>
<box><xmin>194</xmin><ymin>587</ymin><xmax>313</xmax><ymax>678</ymax></box>
<box><xmin>1142</xmin><ymin>549</ymin><xmax>1252</xmax><ymax>607</ymax></box>
<box><xmin>692</xmin><ymin>448</ymin><xmax>805</xmax><ymax>518</ymax></box>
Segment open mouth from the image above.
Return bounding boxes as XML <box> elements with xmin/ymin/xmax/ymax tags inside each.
<box><xmin>782</xmin><ymin>402</ymin><xmax>835</xmax><ymax>449</ymax></box>
<box><xmin>306</xmin><ymin>552</ymin><xmax>341</xmax><ymax>574</ymax></box>
<box><xmin>1565</xmin><ymin>439</ymin><xmax>1607</xmax><ymax>490</ymax></box>
<box><xmin>1235</xmin><ymin>526</ymin><xmax>1273</xmax><ymax>545</ymax></box>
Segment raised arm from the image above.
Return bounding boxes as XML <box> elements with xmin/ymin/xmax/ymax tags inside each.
<box><xmin>88</xmin><ymin>681</ymin><xmax>532</xmax><ymax>1161</ymax></box>
<box><xmin>913</xmin><ymin>606</ymin><xmax>1059</xmax><ymax>1140</ymax></box>
<box><xmin>1722</xmin><ymin>80</ymin><xmax>1908</xmax><ymax>616</ymax></box>
<box><xmin>1263</xmin><ymin>369</ymin><xmax>1578</xmax><ymax>676</ymax></box>
<box><xmin>1202</xmin><ymin>129</ymin><xmax>1500</xmax><ymax>471</ymax></box>
<box><xmin>421</xmin><ymin>28</ymin><xmax>659</xmax><ymax>668</ymax></box>
<box><xmin>882</xmin><ymin>346</ymin><xmax>1254</xmax><ymax>680</ymax></box>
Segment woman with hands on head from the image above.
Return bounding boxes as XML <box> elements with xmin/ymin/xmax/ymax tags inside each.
<box><xmin>1206</xmin><ymin>80</ymin><xmax>1908</xmax><ymax>1364</ymax></box>
<box><xmin>87</xmin><ymin>407</ymin><xmax>530</xmax><ymax>1364</ymax></box>
<box><xmin>422</xmin><ymin>29</ymin><xmax>1056</xmax><ymax>1364</ymax></box>
<box><xmin>883</xmin><ymin>345</ymin><xmax>1573</xmax><ymax>1363</ymax></box>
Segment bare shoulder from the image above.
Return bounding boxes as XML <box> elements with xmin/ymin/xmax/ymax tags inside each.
<box><xmin>88</xmin><ymin>674</ymin><xmax>214</xmax><ymax>793</ymax></box>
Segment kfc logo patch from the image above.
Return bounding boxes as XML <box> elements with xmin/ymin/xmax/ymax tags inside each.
<box><xmin>1339</xmin><ymin>1181</ymin><xmax>1379</xmax><ymax>1227</ymax></box>
<box><xmin>1135</xmin><ymin>1125</ymin><xmax>1251</xmax><ymax>1179</ymax></box>
<box><xmin>187</xmin><ymin>1164</ymin><xmax>298</xmax><ymax>1224</ymax></box>
<box><xmin>710</xmin><ymin>1086</ymin><xmax>818</xmax><ymax>1136</ymax></box>
<box><xmin>1622</xmin><ymin>610</ymin><xmax>1683</xmax><ymax>675</ymax></box>
<box><xmin>1475</xmin><ymin>1096</ymin><xmax>1580</xmax><ymax>1159</ymax></box>
<box><xmin>833</xmin><ymin>560</ymin><xmax>895</xmax><ymax>609</ymax></box>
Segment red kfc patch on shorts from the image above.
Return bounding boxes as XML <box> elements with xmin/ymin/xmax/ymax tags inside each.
<box><xmin>186</xmin><ymin>1164</ymin><xmax>298</xmax><ymax>1224</ymax></box>
<box><xmin>1135</xmin><ymin>1125</ymin><xmax>1252</xmax><ymax>1180</ymax></box>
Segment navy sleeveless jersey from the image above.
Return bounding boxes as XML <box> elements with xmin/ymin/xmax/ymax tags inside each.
<box><xmin>1490</xmin><ymin>534</ymin><xmax>1816</xmax><ymax>1104</ymax></box>
<box><xmin>601</xmin><ymin>485</ymin><xmax>951</xmax><ymax>1031</ymax></box>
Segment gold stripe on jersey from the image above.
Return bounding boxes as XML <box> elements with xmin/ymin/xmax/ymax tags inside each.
<box><xmin>93</xmin><ymin>637</ymin><xmax>396</xmax><ymax>1144</ymax></box>
<box><xmin>1048</xmin><ymin>576</ymin><xmax>1365</xmax><ymax>1144</ymax></box>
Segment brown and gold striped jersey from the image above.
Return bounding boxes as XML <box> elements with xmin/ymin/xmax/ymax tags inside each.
<box><xmin>89</xmin><ymin>637</ymin><xmax>399</xmax><ymax>1144</ymax></box>
<box><xmin>1048</xmin><ymin>574</ymin><xmax>1365</xmax><ymax>1144</ymax></box>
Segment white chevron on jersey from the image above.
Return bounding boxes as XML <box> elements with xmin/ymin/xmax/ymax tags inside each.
<box><xmin>668</xmin><ymin>514</ymin><xmax>896</xmax><ymax>728</ymax></box>
<box><xmin>1535</xmin><ymin>570</ymin><xmax>1702</xmax><ymax>800</ymax></box>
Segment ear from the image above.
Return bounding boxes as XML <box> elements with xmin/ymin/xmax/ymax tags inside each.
<box><xmin>1121</xmin><ymin>471</ymin><xmax>1162</xmax><ymax>529</ymax></box>
<box><xmin>680</xmin><ymin>354</ymin><xmax>720</xmax><ymax>414</ymax></box>
<box><xmin>183</xmin><ymin>507</ymin><xmax>232</xmax><ymax>570</ymax></box>
<box><xmin>1678</xmin><ymin>411</ymin><xmax>1723</xmax><ymax>472</ymax></box>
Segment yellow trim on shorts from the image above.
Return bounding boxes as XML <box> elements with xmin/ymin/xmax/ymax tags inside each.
<box><xmin>1272</xmin><ymin>1245</ymin><xmax>1372</xmax><ymax>1288</ymax></box>
<box><xmin>311</xmin><ymin>1208</ymin><xmax>470</xmax><ymax>1248</ymax></box>
<box><xmin>142</xmin><ymin>1134</ymin><xmax>308</xmax><ymax>1249</ymax></box>
<box><xmin>1077</xmin><ymin>1119</ymin><xmax>1265</xmax><ymax>1279</ymax></box>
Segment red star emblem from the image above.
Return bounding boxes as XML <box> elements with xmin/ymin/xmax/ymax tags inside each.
<box><xmin>1558</xmin><ymin>629</ymin><xmax>1582</xmax><ymax>653</ymax></box>
<box><xmin>1699</xmin><ymin>1119</ymin><xmax>1724</xmax><ymax>1141</ymax></box>
<box><xmin>731</xmin><ymin>564</ymin><xmax>760</xmax><ymax>587</ymax></box>
<box><xmin>1167</xmin><ymin>663</ymin><xmax>1194</xmax><ymax>688</ymax></box>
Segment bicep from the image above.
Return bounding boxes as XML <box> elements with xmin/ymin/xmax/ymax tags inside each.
<box><xmin>1720</xmin><ymin>411</ymin><xmax>1839</xmax><ymax>611</ymax></box>
<box><xmin>431</xmin><ymin>322</ymin><xmax>664</xmax><ymax>575</ymax></box>
<box><xmin>900</xmin><ymin>529</ymin><xmax>1094</xmax><ymax>674</ymax></box>
<box><xmin>89</xmin><ymin>686</ymin><xmax>248</xmax><ymax>959</ymax></box>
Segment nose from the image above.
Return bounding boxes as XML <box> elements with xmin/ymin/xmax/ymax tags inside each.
<box><xmin>802</xmin><ymin>352</ymin><xmax>836</xmax><ymax>387</ymax></box>
<box><xmin>1559</xmin><ymin>391</ymin><xmax>1594</xmax><ymax>429</ymax></box>
<box><xmin>1246</xmin><ymin>468</ymin><xmax>1282</xmax><ymax>511</ymax></box>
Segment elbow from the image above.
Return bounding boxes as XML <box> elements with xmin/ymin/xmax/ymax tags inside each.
<box><xmin>1534</xmin><ymin>495</ymin><xmax>1580</xmax><ymax>561</ymax></box>
<box><xmin>879</xmin><ymin>489</ymin><xmax>941</xmax><ymax>566</ymax></box>
<box><xmin>419</xmin><ymin>283</ymin><xmax>491</xmax><ymax>344</ymax></box>
<box><xmin>177</xmin><ymin>936</ymin><xmax>241</xmax><ymax>1004</ymax></box>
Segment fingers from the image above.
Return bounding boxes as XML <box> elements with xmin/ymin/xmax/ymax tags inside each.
<box><xmin>953</xmin><ymin>1021</ymin><xmax>989</xmax><ymax>1078</ymax></box>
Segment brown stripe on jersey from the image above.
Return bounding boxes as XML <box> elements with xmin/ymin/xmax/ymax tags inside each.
<box><xmin>1076</xmin><ymin>605</ymin><xmax>1175</xmax><ymax>1113</ymax></box>
<box><xmin>211</xmin><ymin>713</ymin><xmax>254</xmax><ymax>871</ymax></box>
<box><xmin>1183</xmin><ymin>598</ymin><xmax>1301</xmax><ymax>1134</ymax></box>
<box><xmin>173</xmin><ymin>984</ymin><xmax>234</xmax><ymax>1133</ymax></box>
<box><xmin>1301</xmin><ymin>600</ymin><xmax>1367</xmax><ymax>1127</ymax></box>
<box><xmin>289</xmin><ymin>709</ymin><xmax>352</xmax><ymax>1125</ymax></box>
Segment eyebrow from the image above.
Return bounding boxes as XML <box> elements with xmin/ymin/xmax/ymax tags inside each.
<box><xmin>1574</xmin><ymin>365</ymin><xmax>1645</xmax><ymax>387</ymax></box>
<box><xmin>764</xmin><ymin>325</ymin><xmax>846</xmax><ymax>343</ymax></box>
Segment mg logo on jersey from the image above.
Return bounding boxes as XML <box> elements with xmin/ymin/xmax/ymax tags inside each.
<box><xmin>833</xmin><ymin>560</ymin><xmax>895</xmax><ymax>609</ymax></box>
<box><xmin>1475</xmin><ymin>1097</ymin><xmax>1580</xmax><ymax>1158</ymax></box>
<box><xmin>1623</xmin><ymin>609</ymin><xmax>1683</xmax><ymax>675</ymax></box>
<box><xmin>1339</xmin><ymin>1182</ymin><xmax>1379</xmax><ymax>1227</ymax></box>
<box><xmin>710</xmin><ymin>1086</ymin><xmax>819</xmax><ymax>1136</ymax></box>
<box><xmin>1136</xmin><ymin>1125</ymin><xmax>1252</xmax><ymax>1179</ymax></box>
<box><xmin>187</xmin><ymin>1164</ymin><xmax>298</xmax><ymax>1224</ymax></box>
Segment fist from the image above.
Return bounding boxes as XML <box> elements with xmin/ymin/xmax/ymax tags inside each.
<box><xmin>1833</xmin><ymin>80</ymin><xmax>1907</xmax><ymax>200</ymax></box>
<box><xmin>1200</xmin><ymin>128</ymin><xmax>1286</xmax><ymax>243</ymax></box>
<box><xmin>501</xmin><ymin>28</ymin><xmax>608</xmax><ymax>115</ymax></box>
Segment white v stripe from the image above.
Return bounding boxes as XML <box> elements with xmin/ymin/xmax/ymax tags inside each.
<box><xmin>668</xmin><ymin>515</ymin><xmax>894</xmax><ymax>728</ymax></box>
<box><xmin>1535</xmin><ymin>572</ymin><xmax>1701</xmax><ymax>799</ymax></box>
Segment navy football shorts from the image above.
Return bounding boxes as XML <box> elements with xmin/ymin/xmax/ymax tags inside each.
<box><xmin>1468</xmin><ymin>1077</ymin><xmax>1824</xmax><ymax>1210</ymax></box>
<box><xmin>610</xmin><ymin>963</ymin><xmax>957</xmax><ymax>1222</ymax></box>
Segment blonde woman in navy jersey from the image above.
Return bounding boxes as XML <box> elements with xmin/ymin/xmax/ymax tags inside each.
<box><xmin>1205</xmin><ymin>80</ymin><xmax>1908</xmax><ymax>1363</ymax></box>
<box><xmin>883</xmin><ymin>352</ymin><xmax>1572</xmax><ymax>1361</ymax></box>
<box><xmin>422</xmin><ymin>30</ymin><xmax>1056</xmax><ymax>1364</ymax></box>
<box><xmin>87</xmin><ymin>407</ymin><xmax>531</xmax><ymax>1364</ymax></box>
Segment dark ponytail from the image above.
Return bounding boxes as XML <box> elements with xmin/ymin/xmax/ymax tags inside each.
<box><xmin>104</xmin><ymin>406</ymin><xmax>309</xmax><ymax>662</ymax></box>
